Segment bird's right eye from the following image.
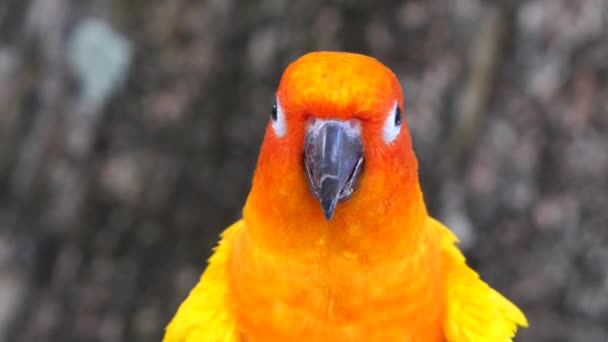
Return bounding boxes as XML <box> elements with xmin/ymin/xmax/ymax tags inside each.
<box><xmin>271</xmin><ymin>97</ymin><xmax>287</xmax><ymax>137</ymax></box>
<box><xmin>271</xmin><ymin>101</ymin><xmax>278</xmax><ymax>121</ymax></box>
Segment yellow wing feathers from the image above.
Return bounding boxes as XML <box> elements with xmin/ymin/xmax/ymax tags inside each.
<box><xmin>164</xmin><ymin>217</ymin><xmax>527</xmax><ymax>342</ymax></box>
<box><xmin>429</xmin><ymin>217</ymin><xmax>528</xmax><ymax>342</ymax></box>
<box><xmin>163</xmin><ymin>221</ymin><xmax>243</xmax><ymax>342</ymax></box>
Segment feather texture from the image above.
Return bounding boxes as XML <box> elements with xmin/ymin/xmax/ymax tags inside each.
<box><xmin>163</xmin><ymin>51</ymin><xmax>527</xmax><ymax>341</ymax></box>
<box><xmin>429</xmin><ymin>217</ymin><xmax>529</xmax><ymax>341</ymax></box>
<box><xmin>163</xmin><ymin>220</ymin><xmax>243</xmax><ymax>342</ymax></box>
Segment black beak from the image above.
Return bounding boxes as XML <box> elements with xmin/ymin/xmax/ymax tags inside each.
<box><xmin>304</xmin><ymin>119</ymin><xmax>364</xmax><ymax>220</ymax></box>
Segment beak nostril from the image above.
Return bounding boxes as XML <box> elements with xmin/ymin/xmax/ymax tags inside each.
<box><xmin>346</xmin><ymin>119</ymin><xmax>361</xmax><ymax>132</ymax></box>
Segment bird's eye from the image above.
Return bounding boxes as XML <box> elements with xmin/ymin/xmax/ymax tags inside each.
<box><xmin>271</xmin><ymin>97</ymin><xmax>287</xmax><ymax>137</ymax></box>
<box><xmin>382</xmin><ymin>101</ymin><xmax>402</xmax><ymax>143</ymax></box>
<box><xmin>271</xmin><ymin>101</ymin><xmax>278</xmax><ymax>121</ymax></box>
<box><xmin>394</xmin><ymin>106</ymin><xmax>402</xmax><ymax>126</ymax></box>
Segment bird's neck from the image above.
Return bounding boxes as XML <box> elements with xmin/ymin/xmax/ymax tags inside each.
<box><xmin>242</xmin><ymin>156</ymin><xmax>429</xmax><ymax>259</ymax></box>
<box><xmin>232</xmin><ymin>175</ymin><xmax>445</xmax><ymax>340</ymax></box>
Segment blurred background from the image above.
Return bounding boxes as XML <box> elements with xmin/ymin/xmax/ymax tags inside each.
<box><xmin>0</xmin><ymin>0</ymin><xmax>607</xmax><ymax>341</ymax></box>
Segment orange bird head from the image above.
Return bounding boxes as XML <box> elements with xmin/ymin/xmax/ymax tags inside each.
<box><xmin>244</xmin><ymin>51</ymin><xmax>424</xmax><ymax>252</ymax></box>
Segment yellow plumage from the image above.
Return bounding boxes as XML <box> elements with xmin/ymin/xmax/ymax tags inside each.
<box><xmin>164</xmin><ymin>220</ymin><xmax>244</xmax><ymax>342</ymax></box>
<box><xmin>432</xmin><ymin>218</ymin><xmax>529</xmax><ymax>341</ymax></box>
<box><xmin>164</xmin><ymin>218</ymin><xmax>527</xmax><ymax>341</ymax></box>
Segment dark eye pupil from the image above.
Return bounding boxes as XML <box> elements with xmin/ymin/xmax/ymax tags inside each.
<box><xmin>271</xmin><ymin>102</ymin><xmax>278</xmax><ymax>121</ymax></box>
<box><xmin>394</xmin><ymin>106</ymin><xmax>402</xmax><ymax>126</ymax></box>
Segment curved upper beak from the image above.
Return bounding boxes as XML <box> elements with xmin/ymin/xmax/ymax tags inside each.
<box><xmin>304</xmin><ymin>119</ymin><xmax>364</xmax><ymax>220</ymax></box>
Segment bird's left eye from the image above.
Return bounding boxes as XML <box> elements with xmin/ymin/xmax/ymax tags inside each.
<box><xmin>394</xmin><ymin>106</ymin><xmax>402</xmax><ymax>126</ymax></box>
<box><xmin>270</xmin><ymin>97</ymin><xmax>287</xmax><ymax>137</ymax></box>
<box><xmin>382</xmin><ymin>101</ymin><xmax>402</xmax><ymax>143</ymax></box>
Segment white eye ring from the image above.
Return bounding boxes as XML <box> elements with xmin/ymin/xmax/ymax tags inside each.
<box><xmin>271</xmin><ymin>97</ymin><xmax>287</xmax><ymax>137</ymax></box>
<box><xmin>382</xmin><ymin>101</ymin><xmax>402</xmax><ymax>143</ymax></box>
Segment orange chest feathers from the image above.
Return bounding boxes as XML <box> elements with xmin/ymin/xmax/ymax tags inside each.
<box><xmin>227</xmin><ymin>225</ymin><xmax>447</xmax><ymax>342</ymax></box>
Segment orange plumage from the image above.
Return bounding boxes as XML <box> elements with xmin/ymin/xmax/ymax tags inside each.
<box><xmin>164</xmin><ymin>51</ymin><xmax>527</xmax><ymax>342</ymax></box>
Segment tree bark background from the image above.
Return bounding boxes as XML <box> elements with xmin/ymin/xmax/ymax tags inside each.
<box><xmin>0</xmin><ymin>0</ymin><xmax>607</xmax><ymax>341</ymax></box>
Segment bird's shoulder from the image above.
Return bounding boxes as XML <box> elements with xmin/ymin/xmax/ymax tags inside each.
<box><xmin>163</xmin><ymin>220</ymin><xmax>244</xmax><ymax>342</ymax></box>
<box><xmin>426</xmin><ymin>217</ymin><xmax>528</xmax><ymax>342</ymax></box>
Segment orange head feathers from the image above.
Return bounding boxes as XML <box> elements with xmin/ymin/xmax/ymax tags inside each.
<box><xmin>245</xmin><ymin>52</ymin><xmax>424</xmax><ymax>247</ymax></box>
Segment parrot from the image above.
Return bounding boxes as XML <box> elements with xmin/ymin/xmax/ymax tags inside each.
<box><xmin>163</xmin><ymin>51</ymin><xmax>528</xmax><ymax>342</ymax></box>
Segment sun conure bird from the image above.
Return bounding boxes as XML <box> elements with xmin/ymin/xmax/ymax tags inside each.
<box><xmin>163</xmin><ymin>51</ymin><xmax>528</xmax><ymax>342</ymax></box>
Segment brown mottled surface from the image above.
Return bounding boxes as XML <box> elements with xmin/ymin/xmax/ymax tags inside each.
<box><xmin>0</xmin><ymin>1</ymin><xmax>606</xmax><ymax>341</ymax></box>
